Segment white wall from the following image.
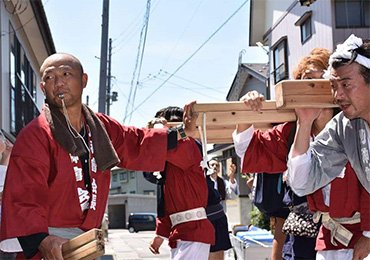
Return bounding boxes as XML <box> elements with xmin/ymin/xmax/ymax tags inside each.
<box><xmin>267</xmin><ymin>0</ymin><xmax>334</xmax><ymax>99</ymax></box>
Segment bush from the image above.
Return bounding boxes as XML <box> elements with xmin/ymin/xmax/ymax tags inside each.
<box><xmin>250</xmin><ymin>206</ymin><xmax>270</xmax><ymax>231</ymax></box>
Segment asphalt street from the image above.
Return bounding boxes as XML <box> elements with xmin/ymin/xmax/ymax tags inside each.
<box><xmin>102</xmin><ymin>229</ymin><xmax>235</xmax><ymax>260</ymax></box>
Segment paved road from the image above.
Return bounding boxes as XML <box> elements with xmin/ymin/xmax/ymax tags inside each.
<box><xmin>103</xmin><ymin>229</ymin><xmax>170</xmax><ymax>260</ymax></box>
<box><xmin>103</xmin><ymin>229</ymin><xmax>235</xmax><ymax>260</ymax></box>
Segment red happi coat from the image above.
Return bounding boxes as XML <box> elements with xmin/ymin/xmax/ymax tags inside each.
<box><xmin>307</xmin><ymin>163</ymin><xmax>370</xmax><ymax>250</ymax></box>
<box><xmin>241</xmin><ymin>122</ymin><xmax>370</xmax><ymax>250</ymax></box>
<box><xmin>1</xmin><ymin>111</ymin><xmax>168</xmax><ymax>242</ymax></box>
<box><xmin>156</xmin><ymin>138</ymin><xmax>215</xmax><ymax>248</ymax></box>
<box><xmin>242</xmin><ymin>122</ymin><xmax>294</xmax><ymax>174</ymax></box>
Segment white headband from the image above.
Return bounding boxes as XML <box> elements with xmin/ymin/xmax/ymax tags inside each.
<box><xmin>329</xmin><ymin>34</ymin><xmax>370</xmax><ymax>69</ymax></box>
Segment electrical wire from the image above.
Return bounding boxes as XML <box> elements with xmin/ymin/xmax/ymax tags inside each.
<box><xmin>161</xmin><ymin>70</ymin><xmax>225</xmax><ymax>94</ymax></box>
<box><xmin>111</xmin><ymin>0</ymin><xmax>160</xmax><ymax>55</ymax></box>
<box><xmin>123</xmin><ymin>0</ymin><xmax>249</xmax><ymax>122</ymax></box>
<box><xmin>124</xmin><ymin>0</ymin><xmax>152</xmax><ymax>124</ymax></box>
<box><xmin>161</xmin><ymin>0</ymin><xmax>205</xmax><ymax>68</ymax></box>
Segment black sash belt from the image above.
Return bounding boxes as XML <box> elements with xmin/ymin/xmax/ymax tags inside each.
<box><xmin>206</xmin><ymin>203</ymin><xmax>225</xmax><ymax>221</ymax></box>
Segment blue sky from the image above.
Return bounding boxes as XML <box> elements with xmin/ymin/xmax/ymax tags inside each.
<box><xmin>42</xmin><ymin>0</ymin><xmax>267</xmax><ymax>127</ymax></box>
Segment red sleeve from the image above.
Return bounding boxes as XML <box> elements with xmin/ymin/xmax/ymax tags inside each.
<box><xmin>156</xmin><ymin>217</ymin><xmax>171</xmax><ymax>238</ymax></box>
<box><xmin>98</xmin><ymin>114</ymin><xmax>168</xmax><ymax>171</ymax></box>
<box><xmin>242</xmin><ymin>122</ymin><xmax>293</xmax><ymax>173</ymax></box>
<box><xmin>360</xmin><ymin>184</ymin><xmax>370</xmax><ymax>231</ymax></box>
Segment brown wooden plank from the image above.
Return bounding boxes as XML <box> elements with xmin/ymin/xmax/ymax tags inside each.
<box><xmin>167</xmin><ymin>122</ymin><xmax>273</xmax><ymax>144</ymax></box>
<box><xmin>193</xmin><ymin>100</ymin><xmax>278</xmax><ymax>112</ymax></box>
<box><xmin>63</xmin><ymin>239</ymin><xmax>105</xmax><ymax>260</ymax></box>
<box><xmin>62</xmin><ymin>229</ymin><xmax>104</xmax><ymax>255</ymax></box>
<box><xmin>195</xmin><ymin>110</ymin><xmax>296</xmax><ymax>126</ymax></box>
<box><xmin>275</xmin><ymin>79</ymin><xmax>337</xmax><ymax>109</ymax></box>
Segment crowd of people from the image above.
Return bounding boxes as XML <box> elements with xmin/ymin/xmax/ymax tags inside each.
<box><xmin>0</xmin><ymin>34</ymin><xmax>368</xmax><ymax>260</ymax></box>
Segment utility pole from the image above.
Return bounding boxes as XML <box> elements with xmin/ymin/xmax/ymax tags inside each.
<box><xmin>98</xmin><ymin>0</ymin><xmax>109</xmax><ymax>113</ymax></box>
<box><xmin>107</xmin><ymin>38</ymin><xmax>112</xmax><ymax>116</ymax></box>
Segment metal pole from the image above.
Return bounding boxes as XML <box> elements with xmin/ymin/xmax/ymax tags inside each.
<box><xmin>98</xmin><ymin>0</ymin><xmax>109</xmax><ymax>113</ymax></box>
<box><xmin>107</xmin><ymin>38</ymin><xmax>112</xmax><ymax>116</ymax></box>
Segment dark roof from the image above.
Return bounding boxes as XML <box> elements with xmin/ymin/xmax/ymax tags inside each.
<box><xmin>226</xmin><ymin>62</ymin><xmax>268</xmax><ymax>100</ymax></box>
<box><xmin>240</xmin><ymin>63</ymin><xmax>269</xmax><ymax>80</ymax></box>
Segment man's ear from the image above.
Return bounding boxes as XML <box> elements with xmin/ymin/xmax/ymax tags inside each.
<box><xmin>82</xmin><ymin>73</ymin><xmax>88</xmax><ymax>89</ymax></box>
<box><xmin>40</xmin><ymin>83</ymin><xmax>46</xmax><ymax>96</ymax></box>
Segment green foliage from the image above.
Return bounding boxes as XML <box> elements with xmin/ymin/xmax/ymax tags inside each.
<box><xmin>250</xmin><ymin>206</ymin><xmax>270</xmax><ymax>231</ymax></box>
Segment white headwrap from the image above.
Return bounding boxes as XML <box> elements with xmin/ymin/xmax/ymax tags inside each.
<box><xmin>329</xmin><ymin>34</ymin><xmax>370</xmax><ymax>69</ymax></box>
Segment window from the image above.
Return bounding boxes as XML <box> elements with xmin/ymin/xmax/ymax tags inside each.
<box><xmin>144</xmin><ymin>190</ymin><xmax>155</xmax><ymax>195</ymax></box>
<box><xmin>9</xmin><ymin>24</ymin><xmax>40</xmax><ymax>136</ymax></box>
<box><xmin>295</xmin><ymin>11</ymin><xmax>313</xmax><ymax>44</ymax></box>
<box><xmin>272</xmin><ymin>37</ymin><xmax>288</xmax><ymax>84</ymax></box>
<box><xmin>335</xmin><ymin>0</ymin><xmax>370</xmax><ymax>28</ymax></box>
<box><xmin>120</xmin><ymin>172</ymin><xmax>128</xmax><ymax>182</ymax></box>
<box><xmin>130</xmin><ymin>171</ymin><xmax>135</xmax><ymax>179</ymax></box>
<box><xmin>112</xmin><ymin>173</ymin><xmax>118</xmax><ymax>182</ymax></box>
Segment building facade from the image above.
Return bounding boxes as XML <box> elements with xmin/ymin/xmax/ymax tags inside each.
<box><xmin>110</xmin><ymin>167</ymin><xmax>156</xmax><ymax>196</ymax></box>
<box><xmin>212</xmin><ymin>0</ymin><xmax>370</xmax><ymax>226</ymax></box>
<box><xmin>0</xmin><ymin>0</ymin><xmax>55</xmax><ymax>140</ymax></box>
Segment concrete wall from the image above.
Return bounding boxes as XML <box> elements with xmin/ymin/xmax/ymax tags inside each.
<box><xmin>108</xmin><ymin>194</ymin><xmax>156</xmax><ymax>228</ymax></box>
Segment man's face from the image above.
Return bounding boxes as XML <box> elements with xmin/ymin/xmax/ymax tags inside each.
<box><xmin>40</xmin><ymin>54</ymin><xmax>87</xmax><ymax>108</ymax></box>
<box><xmin>209</xmin><ymin>160</ymin><xmax>220</xmax><ymax>176</ymax></box>
<box><xmin>330</xmin><ymin>62</ymin><xmax>370</xmax><ymax>121</ymax></box>
<box><xmin>300</xmin><ymin>65</ymin><xmax>324</xmax><ymax>80</ymax></box>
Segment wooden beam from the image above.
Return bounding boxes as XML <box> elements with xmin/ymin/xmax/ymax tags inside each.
<box><xmin>63</xmin><ymin>240</ymin><xmax>104</xmax><ymax>260</ymax></box>
<box><xmin>275</xmin><ymin>79</ymin><xmax>338</xmax><ymax>109</ymax></box>
<box><xmin>164</xmin><ymin>80</ymin><xmax>340</xmax><ymax>143</ymax></box>
<box><xmin>167</xmin><ymin>122</ymin><xmax>273</xmax><ymax>144</ymax></box>
<box><xmin>191</xmin><ymin>101</ymin><xmax>296</xmax><ymax>126</ymax></box>
<box><xmin>167</xmin><ymin>100</ymin><xmax>291</xmax><ymax>144</ymax></box>
<box><xmin>193</xmin><ymin>100</ymin><xmax>278</xmax><ymax>112</ymax></box>
<box><xmin>195</xmin><ymin>110</ymin><xmax>295</xmax><ymax>126</ymax></box>
<box><xmin>62</xmin><ymin>229</ymin><xmax>105</xmax><ymax>260</ymax></box>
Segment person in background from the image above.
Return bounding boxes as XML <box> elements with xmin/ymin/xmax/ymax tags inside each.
<box><xmin>0</xmin><ymin>53</ymin><xmax>198</xmax><ymax>260</ymax></box>
<box><xmin>147</xmin><ymin>106</ymin><xmax>215</xmax><ymax>260</ymax></box>
<box><xmin>0</xmin><ymin>131</ymin><xmax>19</xmax><ymax>259</ymax></box>
<box><xmin>208</xmin><ymin>158</ymin><xmax>239</xmax><ymax>212</ymax></box>
<box><xmin>288</xmin><ymin>34</ymin><xmax>370</xmax><ymax>260</ymax></box>
<box><xmin>147</xmin><ymin>106</ymin><xmax>233</xmax><ymax>260</ymax></box>
<box><xmin>232</xmin><ymin>48</ymin><xmax>332</xmax><ymax>260</ymax></box>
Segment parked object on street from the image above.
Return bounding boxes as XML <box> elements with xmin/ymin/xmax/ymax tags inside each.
<box><xmin>127</xmin><ymin>213</ymin><xmax>157</xmax><ymax>233</ymax></box>
<box><xmin>230</xmin><ymin>225</ymin><xmax>273</xmax><ymax>260</ymax></box>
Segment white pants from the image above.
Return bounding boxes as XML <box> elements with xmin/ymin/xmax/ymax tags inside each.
<box><xmin>170</xmin><ymin>241</ymin><xmax>210</xmax><ymax>260</ymax></box>
<box><xmin>317</xmin><ymin>249</ymin><xmax>370</xmax><ymax>260</ymax></box>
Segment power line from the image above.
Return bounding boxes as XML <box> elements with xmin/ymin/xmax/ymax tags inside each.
<box><xmin>139</xmin><ymin>80</ymin><xmax>224</xmax><ymax>101</ymax></box>
<box><xmin>124</xmin><ymin>0</ymin><xmax>152</xmax><ymax>124</ymax></box>
<box><xmin>123</xmin><ymin>0</ymin><xmax>249</xmax><ymax>121</ymax></box>
<box><xmin>161</xmin><ymin>0</ymin><xmax>205</xmax><ymax>68</ymax></box>
<box><xmin>160</xmin><ymin>70</ymin><xmax>225</xmax><ymax>94</ymax></box>
<box><xmin>111</xmin><ymin>0</ymin><xmax>160</xmax><ymax>55</ymax></box>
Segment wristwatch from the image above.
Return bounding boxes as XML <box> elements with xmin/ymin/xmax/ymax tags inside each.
<box><xmin>176</xmin><ymin>124</ymin><xmax>187</xmax><ymax>140</ymax></box>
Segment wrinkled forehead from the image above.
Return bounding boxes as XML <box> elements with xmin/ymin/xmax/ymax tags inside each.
<box><xmin>328</xmin><ymin>63</ymin><xmax>359</xmax><ymax>82</ymax></box>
